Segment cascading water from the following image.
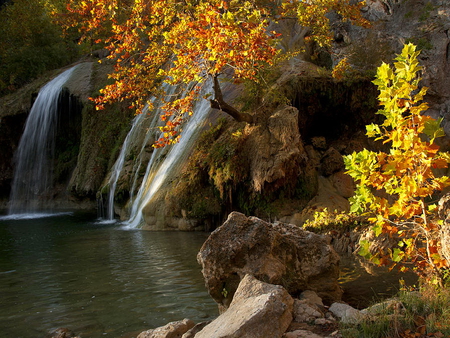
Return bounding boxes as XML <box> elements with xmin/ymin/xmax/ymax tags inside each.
<box><xmin>8</xmin><ymin>65</ymin><xmax>79</xmax><ymax>215</ymax></box>
<box><xmin>123</xmin><ymin>86</ymin><xmax>213</xmax><ymax>228</ymax></box>
<box><xmin>103</xmin><ymin>85</ymin><xmax>177</xmax><ymax>221</ymax></box>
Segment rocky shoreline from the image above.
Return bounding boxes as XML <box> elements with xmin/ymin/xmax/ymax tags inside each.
<box><xmin>49</xmin><ymin>212</ymin><xmax>404</xmax><ymax>338</ymax></box>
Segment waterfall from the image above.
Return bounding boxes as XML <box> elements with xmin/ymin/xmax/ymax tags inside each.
<box><xmin>123</xmin><ymin>86</ymin><xmax>213</xmax><ymax>228</ymax></box>
<box><xmin>8</xmin><ymin>65</ymin><xmax>79</xmax><ymax>215</ymax></box>
<box><xmin>104</xmin><ymin>109</ymin><xmax>154</xmax><ymax>221</ymax></box>
<box><xmin>103</xmin><ymin>84</ymin><xmax>177</xmax><ymax>221</ymax></box>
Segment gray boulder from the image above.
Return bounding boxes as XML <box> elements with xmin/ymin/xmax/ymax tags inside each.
<box><xmin>137</xmin><ymin>319</ymin><xmax>195</xmax><ymax>338</ymax></box>
<box><xmin>197</xmin><ymin>212</ymin><xmax>342</xmax><ymax>309</ymax></box>
<box><xmin>195</xmin><ymin>274</ymin><xmax>294</xmax><ymax>338</ymax></box>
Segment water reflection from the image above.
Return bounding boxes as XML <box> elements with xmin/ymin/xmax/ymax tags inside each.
<box><xmin>0</xmin><ymin>213</ymin><xmax>217</xmax><ymax>338</ymax></box>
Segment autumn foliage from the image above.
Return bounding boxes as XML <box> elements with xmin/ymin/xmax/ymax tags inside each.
<box><xmin>57</xmin><ymin>0</ymin><xmax>369</xmax><ymax>146</ymax></box>
<box><xmin>344</xmin><ymin>44</ymin><xmax>450</xmax><ymax>283</ymax></box>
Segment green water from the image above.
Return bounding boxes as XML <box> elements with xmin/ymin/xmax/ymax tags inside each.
<box><xmin>0</xmin><ymin>212</ymin><xmax>217</xmax><ymax>338</ymax></box>
<box><xmin>0</xmin><ymin>211</ymin><xmax>415</xmax><ymax>337</ymax></box>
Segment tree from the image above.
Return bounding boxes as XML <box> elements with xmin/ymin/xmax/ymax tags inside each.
<box><xmin>57</xmin><ymin>0</ymin><xmax>369</xmax><ymax>146</ymax></box>
<box><xmin>0</xmin><ymin>0</ymin><xmax>80</xmax><ymax>95</ymax></box>
<box><xmin>344</xmin><ymin>43</ymin><xmax>450</xmax><ymax>284</ymax></box>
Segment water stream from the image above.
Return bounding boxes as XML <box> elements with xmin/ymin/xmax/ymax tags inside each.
<box><xmin>105</xmin><ymin>110</ymin><xmax>150</xmax><ymax>221</ymax></box>
<box><xmin>125</xmin><ymin>95</ymin><xmax>211</xmax><ymax>228</ymax></box>
<box><xmin>8</xmin><ymin>65</ymin><xmax>79</xmax><ymax>215</ymax></box>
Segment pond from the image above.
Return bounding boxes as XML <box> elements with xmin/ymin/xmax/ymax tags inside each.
<box><xmin>0</xmin><ymin>211</ymin><xmax>415</xmax><ymax>337</ymax></box>
<box><xmin>0</xmin><ymin>212</ymin><xmax>217</xmax><ymax>337</ymax></box>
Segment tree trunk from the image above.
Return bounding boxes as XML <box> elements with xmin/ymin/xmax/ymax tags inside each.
<box><xmin>209</xmin><ymin>75</ymin><xmax>253</xmax><ymax>124</ymax></box>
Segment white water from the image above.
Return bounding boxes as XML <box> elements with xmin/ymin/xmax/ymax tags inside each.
<box><xmin>124</xmin><ymin>86</ymin><xmax>212</xmax><ymax>228</ymax></box>
<box><xmin>8</xmin><ymin>65</ymin><xmax>79</xmax><ymax>215</ymax></box>
<box><xmin>104</xmin><ymin>84</ymin><xmax>178</xmax><ymax>221</ymax></box>
<box><xmin>105</xmin><ymin>111</ymin><xmax>148</xmax><ymax>220</ymax></box>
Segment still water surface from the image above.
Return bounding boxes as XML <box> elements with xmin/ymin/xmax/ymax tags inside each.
<box><xmin>0</xmin><ymin>212</ymin><xmax>217</xmax><ymax>338</ymax></box>
<box><xmin>0</xmin><ymin>211</ymin><xmax>414</xmax><ymax>337</ymax></box>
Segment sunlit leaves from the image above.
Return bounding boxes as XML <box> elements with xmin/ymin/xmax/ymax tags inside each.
<box><xmin>58</xmin><ymin>0</ymin><xmax>369</xmax><ymax>146</ymax></box>
<box><xmin>345</xmin><ymin>43</ymin><xmax>450</xmax><ymax>281</ymax></box>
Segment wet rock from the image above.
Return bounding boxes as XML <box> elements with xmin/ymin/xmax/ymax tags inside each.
<box><xmin>197</xmin><ymin>212</ymin><xmax>342</xmax><ymax>309</ymax></box>
<box><xmin>137</xmin><ymin>319</ymin><xmax>195</xmax><ymax>338</ymax></box>
<box><xmin>194</xmin><ymin>274</ymin><xmax>294</xmax><ymax>338</ymax></box>
<box><xmin>47</xmin><ymin>328</ymin><xmax>80</xmax><ymax>338</ymax></box>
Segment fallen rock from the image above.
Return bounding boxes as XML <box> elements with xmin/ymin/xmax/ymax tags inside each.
<box><xmin>137</xmin><ymin>319</ymin><xmax>195</xmax><ymax>338</ymax></box>
<box><xmin>299</xmin><ymin>290</ymin><xmax>324</xmax><ymax>308</ymax></box>
<box><xmin>197</xmin><ymin>212</ymin><xmax>341</xmax><ymax>309</ymax></box>
<box><xmin>293</xmin><ymin>299</ymin><xmax>323</xmax><ymax>323</ymax></box>
<box><xmin>283</xmin><ymin>330</ymin><xmax>324</xmax><ymax>338</ymax></box>
<box><xmin>194</xmin><ymin>274</ymin><xmax>294</xmax><ymax>338</ymax></box>
<box><xmin>329</xmin><ymin>303</ymin><xmax>363</xmax><ymax>324</ymax></box>
<box><xmin>320</xmin><ymin>147</ymin><xmax>344</xmax><ymax>176</ymax></box>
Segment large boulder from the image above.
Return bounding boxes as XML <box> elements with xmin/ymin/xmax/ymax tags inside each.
<box><xmin>194</xmin><ymin>274</ymin><xmax>294</xmax><ymax>338</ymax></box>
<box><xmin>197</xmin><ymin>212</ymin><xmax>342</xmax><ymax>309</ymax></box>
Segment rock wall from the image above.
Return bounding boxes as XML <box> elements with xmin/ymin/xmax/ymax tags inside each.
<box><xmin>1</xmin><ymin>0</ymin><xmax>450</xmax><ymax>222</ymax></box>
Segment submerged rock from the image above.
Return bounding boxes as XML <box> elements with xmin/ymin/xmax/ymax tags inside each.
<box><xmin>197</xmin><ymin>212</ymin><xmax>342</xmax><ymax>309</ymax></box>
<box><xmin>47</xmin><ymin>328</ymin><xmax>80</xmax><ymax>338</ymax></box>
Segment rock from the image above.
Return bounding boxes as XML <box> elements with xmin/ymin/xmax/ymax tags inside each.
<box><xmin>137</xmin><ymin>319</ymin><xmax>195</xmax><ymax>338</ymax></box>
<box><xmin>299</xmin><ymin>290</ymin><xmax>324</xmax><ymax>308</ymax></box>
<box><xmin>438</xmin><ymin>193</ymin><xmax>450</xmax><ymax>263</ymax></box>
<box><xmin>283</xmin><ymin>330</ymin><xmax>323</xmax><ymax>338</ymax></box>
<box><xmin>329</xmin><ymin>171</ymin><xmax>354</xmax><ymax>199</ymax></box>
<box><xmin>47</xmin><ymin>328</ymin><xmax>80</xmax><ymax>338</ymax></box>
<box><xmin>320</xmin><ymin>147</ymin><xmax>344</xmax><ymax>177</ymax></box>
<box><xmin>311</xmin><ymin>137</ymin><xmax>327</xmax><ymax>150</ymax></box>
<box><xmin>361</xmin><ymin>299</ymin><xmax>404</xmax><ymax>316</ymax></box>
<box><xmin>194</xmin><ymin>274</ymin><xmax>294</xmax><ymax>338</ymax></box>
<box><xmin>329</xmin><ymin>303</ymin><xmax>364</xmax><ymax>324</ymax></box>
<box><xmin>288</xmin><ymin>175</ymin><xmax>350</xmax><ymax>226</ymax></box>
<box><xmin>181</xmin><ymin>321</ymin><xmax>211</xmax><ymax>338</ymax></box>
<box><xmin>249</xmin><ymin>105</ymin><xmax>307</xmax><ymax>193</ymax></box>
<box><xmin>197</xmin><ymin>212</ymin><xmax>342</xmax><ymax>309</ymax></box>
<box><xmin>292</xmin><ymin>299</ymin><xmax>323</xmax><ymax>323</ymax></box>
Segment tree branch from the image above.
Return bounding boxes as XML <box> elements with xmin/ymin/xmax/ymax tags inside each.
<box><xmin>209</xmin><ymin>75</ymin><xmax>253</xmax><ymax>124</ymax></box>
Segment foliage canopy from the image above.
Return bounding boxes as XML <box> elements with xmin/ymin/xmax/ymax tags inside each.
<box><xmin>58</xmin><ymin>0</ymin><xmax>369</xmax><ymax>146</ymax></box>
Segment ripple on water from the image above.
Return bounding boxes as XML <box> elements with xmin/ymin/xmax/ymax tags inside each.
<box><xmin>0</xmin><ymin>214</ymin><xmax>217</xmax><ymax>338</ymax></box>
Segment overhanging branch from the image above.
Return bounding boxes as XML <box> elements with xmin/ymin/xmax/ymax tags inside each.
<box><xmin>209</xmin><ymin>75</ymin><xmax>253</xmax><ymax>124</ymax></box>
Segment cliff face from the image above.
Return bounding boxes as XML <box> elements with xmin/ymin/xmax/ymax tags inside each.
<box><xmin>334</xmin><ymin>0</ymin><xmax>450</xmax><ymax>132</ymax></box>
<box><xmin>0</xmin><ymin>0</ymin><xmax>449</xmax><ymax>225</ymax></box>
